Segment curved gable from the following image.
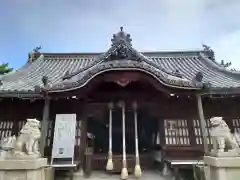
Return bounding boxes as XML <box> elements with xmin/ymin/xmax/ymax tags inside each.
<box><xmin>45</xmin><ymin>28</ymin><xmax>202</xmax><ymax>93</ymax></box>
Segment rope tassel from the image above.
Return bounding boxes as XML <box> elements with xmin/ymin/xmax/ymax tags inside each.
<box><xmin>133</xmin><ymin>101</ymin><xmax>142</xmax><ymax>179</ymax></box>
<box><xmin>106</xmin><ymin>102</ymin><xmax>114</xmax><ymax>171</ymax></box>
<box><xmin>119</xmin><ymin>101</ymin><xmax>128</xmax><ymax>180</ymax></box>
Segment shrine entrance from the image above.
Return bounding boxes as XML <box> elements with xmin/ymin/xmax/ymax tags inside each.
<box><xmin>82</xmin><ymin>75</ymin><xmax>161</xmax><ymax>172</ymax></box>
<box><xmin>87</xmin><ymin>106</ymin><xmax>158</xmax><ymax>155</ymax></box>
<box><xmin>86</xmin><ymin>103</ymin><xmax>158</xmax><ymax>172</ymax></box>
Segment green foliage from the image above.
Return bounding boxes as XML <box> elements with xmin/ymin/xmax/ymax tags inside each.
<box><xmin>0</xmin><ymin>63</ymin><xmax>13</xmax><ymax>75</ymax></box>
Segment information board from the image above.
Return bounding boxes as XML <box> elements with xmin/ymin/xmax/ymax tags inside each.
<box><xmin>51</xmin><ymin>114</ymin><xmax>76</xmax><ymax>159</ymax></box>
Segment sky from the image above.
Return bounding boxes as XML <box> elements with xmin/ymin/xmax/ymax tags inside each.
<box><xmin>0</xmin><ymin>0</ymin><xmax>240</xmax><ymax>70</ymax></box>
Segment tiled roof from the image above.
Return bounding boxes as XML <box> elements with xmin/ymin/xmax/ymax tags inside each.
<box><xmin>1</xmin><ymin>50</ymin><xmax>240</xmax><ymax>97</ymax></box>
<box><xmin>1</xmin><ymin>28</ymin><xmax>240</xmax><ymax>97</ymax></box>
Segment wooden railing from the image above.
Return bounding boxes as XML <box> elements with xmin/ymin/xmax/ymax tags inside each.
<box><xmin>162</xmin><ymin>145</ymin><xmax>204</xmax><ymax>160</ymax></box>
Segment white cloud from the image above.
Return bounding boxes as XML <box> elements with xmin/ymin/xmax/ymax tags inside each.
<box><xmin>212</xmin><ymin>31</ymin><xmax>240</xmax><ymax>70</ymax></box>
<box><xmin>1</xmin><ymin>0</ymin><xmax>240</xmax><ymax>69</ymax></box>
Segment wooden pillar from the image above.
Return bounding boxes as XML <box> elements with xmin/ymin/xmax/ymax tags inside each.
<box><xmin>196</xmin><ymin>95</ymin><xmax>208</xmax><ymax>154</ymax></box>
<box><xmin>40</xmin><ymin>97</ymin><xmax>50</xmax><ymax>156</ymax></box>
<box><xmin>158</xmin><ymin>118</ymin><xmax>166</xmax><ymax>145</ymax></box>
<box><xmin>80</xmin><ymin>119</ymin><xmax>87</xmax><ymax>169</ymax></box>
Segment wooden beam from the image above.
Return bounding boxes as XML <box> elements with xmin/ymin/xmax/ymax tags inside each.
<box><xmin>196</xmin><ymin>95</ymin><xmax>208</xmax><ymax>154</ymax></box>
<box><xmin>40</xmin><ymin>97</ymin><xmax>50</xmax><ymax>156</ymax></box>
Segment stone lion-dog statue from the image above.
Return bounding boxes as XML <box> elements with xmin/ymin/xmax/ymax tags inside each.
<box><xmin>209</xmin><ymin>117</ymin><xmax>240</xmax><ymax>156</ymax></box>
<box><xmin>0</xmin><ymin>118</ymin><xmax>41</xmax><ymax>159</ymax></box>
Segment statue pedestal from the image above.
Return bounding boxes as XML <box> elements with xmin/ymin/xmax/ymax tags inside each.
<box><xmin>204</xmin><ymin>156</ymin><xmax>240</xmax><ymax>180</ymax></box>
<box><xmin>0</xmin><ymin>158</ymin><xmax>47</xmax><ymax>180</ymax></box>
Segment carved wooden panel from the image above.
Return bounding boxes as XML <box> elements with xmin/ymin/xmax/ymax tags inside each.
<box><xmin>164</xmin><ymin>119</ymin><xmax>190</xmax><ymax>145</ymax></box>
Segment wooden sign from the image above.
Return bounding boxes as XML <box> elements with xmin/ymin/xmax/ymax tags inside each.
<box><xmin>51</xmin><ymin>114</ymin><xmax>76</xmax><ymax>159</ymax></box>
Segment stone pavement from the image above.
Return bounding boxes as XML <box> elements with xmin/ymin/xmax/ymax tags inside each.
<box><xmin>56</xmin><ymin>170</ymin><xmax>169</xmax><ymax>180</ymax></box>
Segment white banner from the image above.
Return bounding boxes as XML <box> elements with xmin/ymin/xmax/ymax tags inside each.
<box><xmin>51</xmin><ymin>114</ymin><xmax>76</xmax><ymax>159</ymax></box>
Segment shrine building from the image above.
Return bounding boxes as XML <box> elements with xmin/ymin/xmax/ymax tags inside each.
<box><xmin>1</xmin><ymin>27</ymin><xmax>240</xmax><ymax>176</ymax></box>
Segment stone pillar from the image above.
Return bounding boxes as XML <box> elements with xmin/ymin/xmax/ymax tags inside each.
<box><xmin>133</xmin><ymin>101</ymin><xmax>142</xmax><ymax>179</ymax></box>
<box><xmin>106</xmin><ymin>102</ymin><xmax>114</xmax><ymax>171</ymax></box>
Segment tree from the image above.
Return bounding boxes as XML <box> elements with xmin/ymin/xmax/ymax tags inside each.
<box><xmin>0</xmin><ymin>63</ymin><xmax>13</xmax><ymax>75</ymax></box>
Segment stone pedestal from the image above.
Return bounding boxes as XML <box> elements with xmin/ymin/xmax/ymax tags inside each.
<box><xmin>0</xmin><ymin>158</ymin><xmax>47</xmax><ymax>180</ymax></box>
<box><xmin>204</xmin><ymin>156</ymin><xmax>240</xmax><ymax>180</ymax></box>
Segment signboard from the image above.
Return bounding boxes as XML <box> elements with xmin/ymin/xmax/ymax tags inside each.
<box><xmin>51</xmin><ymin>114</ymin><xmax>76</xmax><ymax>159</ymax></box>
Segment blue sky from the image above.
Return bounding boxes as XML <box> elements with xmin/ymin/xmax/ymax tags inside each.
<box><xmin>0</xmin><ymin>0</ymin><xmax>240</xmax><ymax>70</ymax></box>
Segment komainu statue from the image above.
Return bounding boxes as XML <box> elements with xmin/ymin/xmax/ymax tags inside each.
<box><xmin>209</xmin><ymin>117</ymin><xmax>240</xmax><ymax>156</ymax></box>
<box><xmin>0</xmin><ymin>118</ymin><xmax>41</xmax><ymax>159</ymax></box>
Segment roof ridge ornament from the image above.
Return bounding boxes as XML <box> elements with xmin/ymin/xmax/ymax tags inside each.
<box><xmin>111</xmin><ymin>27</ymin><xmax>132</xmax><ymax>46</ymax></box>
<box><xmin>202</xmin><ymin>44</ymin><xmax>215</xmax><ymax>61</ymax></box>
<box><xmin>28</xmin><ymin>46</ymin><xmax>42</xmax><ymax>63</ymax></box>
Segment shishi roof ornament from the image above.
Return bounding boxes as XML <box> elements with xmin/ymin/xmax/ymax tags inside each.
<box><xmin>111</xmin><ymin>27</ymin><xmax>132</xmax><ymax>46</ymax></box>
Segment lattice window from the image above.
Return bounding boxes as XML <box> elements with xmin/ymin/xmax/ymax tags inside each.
<box><xmin>0</xmin><ymin>121</ymin><xmax>13</xmax><ymax>139</ymax></box>
<box><xmin>232</xmin><ymin>119</ymin><xmax>240</xmax><ymax>133</ymax></box>
<box><xmin>164</xmin><ymin>119</ymin><xmax>190</xmax><ymax>145</ymax></box>
<box><xmin>75</xmin><ymin>120</ymin><xmax>81</xmax><ymax>146</ymax></box>
<box><xmin>18</xmin><ymin>121</ymin><xmax>26</xmax><ymax>134</ymax></box>
<box><xmin>193</xmin><ymin>119</ymin><xmax>202</xmax><ymax>145</ymax></box>
<box><xmin>206</xmin><ymin>119</ymin><xmax>212</xmax><ymax>144</ymax></box>
<box><xmin>193</xmin><ymin>119</ymin><xmax>212</xmax><ymax>145</ymax></box>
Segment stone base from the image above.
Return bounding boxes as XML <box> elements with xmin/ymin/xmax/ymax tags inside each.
<box><xmin>0</xmin><ymin>158</ymin><xmax>47</xmax><ymax>180</ymax></box>
<box><xmin>209</xmin><ymin>149</ymin><xmax>240</xmax><ymax>157</ymax></box>
<box><xmin>204</xmin><ymin>156</ymin><xmax>240</xmax><ymax>180</ymax></box>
